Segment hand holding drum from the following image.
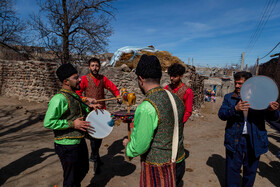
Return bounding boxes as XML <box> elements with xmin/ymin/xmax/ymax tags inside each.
<box><xmin>86</xmin><ymin>109</ymin><xmax>114</xmax><ymax>139</ymax></box>
<box><xmin>240</xmin><ymin>75</ymin><xmax>279</xmax><ymax>110</ymax></box>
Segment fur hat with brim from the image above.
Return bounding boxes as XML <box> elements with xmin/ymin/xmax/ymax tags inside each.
<box><xmin>135</xmin><ymin>54</ymin><xmax>162</xmax><ymax>79</ymax></box>
<box><xmin>56</xmin><ymin>63</ymin><xmax>78</xmax><ymax>82</ymax></box>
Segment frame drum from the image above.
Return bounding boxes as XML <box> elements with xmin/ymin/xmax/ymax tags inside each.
<box><xmin>86</xmin><ymin>109</ymin><xmax>114</xmax><ymax>139</ymax></box>
<box><xmin>240</xmin><ymin>75</ymin><xmax>279</xmax><ymax>110</ymax></box>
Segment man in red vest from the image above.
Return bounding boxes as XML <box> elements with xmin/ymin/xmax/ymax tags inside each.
<box><xmin>76</xmin><ymin>57</ymin><xmax>121</xmax><ymax>174</ymax></box>
<box><xmin>164</xmin><ymin>63</ymin><xmax>193</xmax><ymax>124</ymax></box>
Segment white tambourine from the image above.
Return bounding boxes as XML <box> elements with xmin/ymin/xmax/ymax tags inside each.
<box><xmin>240</xmin><ymin>75</ymin><xmax>279</xmax><ymax>110</ymax></box>
<box><xmin>86</xmin><ymin>109</ymin><xmax>114</xmax><ymax>139</ymax></box>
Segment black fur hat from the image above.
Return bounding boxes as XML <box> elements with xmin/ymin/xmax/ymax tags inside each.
<box><xmin>135</xmin><ymin>54</ymin><xmax>162</xmax><ymax>79</ymax></box>
<box><xmin>56</xmin><ymin>63</ymin><xmax>78</xmax><ymax>82</ymax></box>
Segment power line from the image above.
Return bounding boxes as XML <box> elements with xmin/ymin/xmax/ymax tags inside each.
<box><xmin>246</xmin><ymin>0</ymin><xmax>271</xmax><ymax>52</ymax></box>
<box><xmin>260</xmin><ymin>41</ymin><xmax>280</xmax><ymax>60</ymax></box>
<box><xmin>245</xmin><ymin>0</ymin><xmax>279</xmax><ymax>55</ymax></box>
<box><xmin>248</xmin><ymin>0</ymin><xmax>278</xmax><ymax>54</ymax></box>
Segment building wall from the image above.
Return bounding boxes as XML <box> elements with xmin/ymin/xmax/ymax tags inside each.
<box><xmin>0</xmin><ymin>60</ymin><xmax>205</xmax><ymax>112</ymax></box>
<box><xmin>204</xmin><ymin>78</ymin><xmax>234</xmax><ymax>97</ymax></box>
<box><xmin>0</xmin><ymin>60</ymin><xmax>61</xmax><ymax>102</ymax></box>
<box><xmin>259</xmin><ymin>58</ymin><xmax>280</xmax><ymax>104</ymax></box>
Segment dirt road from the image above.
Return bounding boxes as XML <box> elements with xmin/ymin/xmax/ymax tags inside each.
<box><xmin>1</xmin><ymin>96</ymin><xmax>280</xmax><ymax>187</ymax></box>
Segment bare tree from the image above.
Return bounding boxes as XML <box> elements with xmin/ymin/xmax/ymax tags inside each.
<box><xmin>0</xmin><ymin>0</ymin><xmax>29</xmax><ymax>59</ymax></box>
<box><xmin>31</xmin><ymin>0</ymin><xmax>115</xmax><ymax>64</ymax></box>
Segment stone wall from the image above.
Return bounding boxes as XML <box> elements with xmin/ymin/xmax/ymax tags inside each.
<box><xmin>259</xmin><ymin>58</ymin><xmax>280</xmax><ymax>104</ymax></box>
<box><xmin>0</xmin><ymin>60</ymin><xmax>205</xmax><ymax>113</ymax></box>
<box><xmin>78</xmin><ymin>64</ymin><xmax>205</xmax><ymax>112</ymax></box>
<box><xmin>204</xmin><ymin>77</ymin><xmax>234</xmax><ymax>97</ymax></box>
<box><xmin>0</xmin><ymin>60</ymin><xmax>61</xmax><ymax>102</ymax></box>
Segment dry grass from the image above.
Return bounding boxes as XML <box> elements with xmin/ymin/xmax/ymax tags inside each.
<box><xmin>115</xmin><ymin>50</ymin><xmax>185</xmax><ymax>70</ymax></box>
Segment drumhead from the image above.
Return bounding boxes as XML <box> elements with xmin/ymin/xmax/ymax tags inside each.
<box><xmin>86</xmin><ymin>109</ymin><xmax>113</xmax><ymax>139</ymax></box>
<box><xmin>240</xmin><ymin>75</ymin><xmax>279</xmax><ymax>110</ymax></box>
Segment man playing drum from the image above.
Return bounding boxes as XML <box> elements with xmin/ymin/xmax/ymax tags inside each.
<box><xmin>76</xmin><ymin>57</ymin><xmax>121</xmax><ymax>174</ymax></box>
<box><xmin>218</xmin><ymin>71</ymin><xmax>280</xmax><ymax>187</ymax></box>
<box><xmin>123</xmin><ymin>55</ymin><xmax>186</xmax><ymax>186</ymax></box>
<box><xmin>44</xmin><ymin>63</ymin><xmax>100</xmax><ymax>187</ymax></box>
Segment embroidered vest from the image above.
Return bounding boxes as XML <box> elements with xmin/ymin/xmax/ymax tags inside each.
<box><xmin>53</xmin><ymin>90</ymin><xmax>87</xmax><ymax>140</ymax></box>
<box><xmin>141</xmin><ymin>87</ymin><xmax>185</xmax><ymax>165</ymax></box>
<box><xmin>85</xmin><ymin>74</ymin><xmax>105</xmax><ymax>109</ymax></box>
<box><xmin>167</xmin><ymin>84</ymin><xmax>189</xmax><ymax>103</ymax></box>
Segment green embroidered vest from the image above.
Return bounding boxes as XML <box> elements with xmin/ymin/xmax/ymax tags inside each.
<box><xmin>53</xmin><ymin>90</ymin><xmax>87</xmax><ymax>140</ymax></box>
<box><xmin>141</xmin><ymin>87</ymin><xmax>185</xmax><ymax>165</ymax></box>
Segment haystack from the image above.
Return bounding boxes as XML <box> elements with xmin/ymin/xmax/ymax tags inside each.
<box><xmin>115</xmin><ymin>50</ymin><xmax>185</xmax><ymax>70</ymax></box>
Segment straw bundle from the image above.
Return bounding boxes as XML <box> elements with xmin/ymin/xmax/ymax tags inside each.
<box><xmin>115</xmin><ymin>50</ymin><xmax>185</xmax><ymax>70</ymax></box>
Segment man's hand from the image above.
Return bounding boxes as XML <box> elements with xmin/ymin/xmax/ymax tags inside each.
<box><xmin>268</xmin><ymin>101</ymin><xmax>279</xmax><ymax>111</ymax></box>
<box><xmin>123</xmin><ymin>138</ymin><xmax>130</xmax><ymax>147</ymax></box>
<box><xmin>116</xmin><ymin>95</ymin><xmax>122</xmax><ymax>104</ymax></box>
<box><xmin>235</xmin><ymin>100</ymin><xmax>250</xmax><ymax>111</ymax></box>
<box><xmin>74</xmin><ymin>117</ymin><xmax>91</xmax><ymax>131</ymax></box>
<box><xmin>123</xmin><ymin>138</ymin><xmax>133</xmax><ymax>161</ymax></box>
<box><xmin>89</xmin><ymin>103</ymin><xmax>102</xmax><ymax>111</ymax></box>
<box><xmin>86</xmin><ymin>97</ymin><xmax>97</xmax><ymax>104</ymax></box>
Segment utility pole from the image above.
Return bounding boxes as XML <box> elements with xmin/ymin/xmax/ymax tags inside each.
<box><xmin>192</xmin><ymin>58</ymin><xmax>194</xmax><ymax>66</ymax></box>
<box><xmin>241</xmin><ymin>52</ymin><xmax>245</xmax><ymax>71</ymax></box>
<box><xmin>256</xmin><ymin>56</ymin><xmax>259</xmax><ymax>75</ymax></box>
<box><xmin>245</xmin><ymin>64</ymin><xmax>248</xmax><ymax>71</ymax></box>
<box><xmin>188</xmin><ymin>57</ymin><xmax>190</xmax><ymax>65</ymax></box>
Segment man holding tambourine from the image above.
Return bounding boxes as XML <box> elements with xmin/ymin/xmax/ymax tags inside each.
<box><xmin>44</xmin><ymin>63</ymin><xmax>100</xmax><ymax>187</ymax></box>
<box><xmin>218</xmin><ymin>71</ymin><xmax>280</xmax><ymax>187</ymax></box>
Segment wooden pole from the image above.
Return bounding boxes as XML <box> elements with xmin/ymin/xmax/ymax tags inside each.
<box><xmin>126</xmin><ymin>103</ymin><xmax>131</xmax><ymax>140</ymax></box>
<box><xmin>241</xmin><ymin>52</ymin><xmax>245</xmax><ymax>71</ymax></box>
<box><xmin>256</xmin><ymin>56</ymin><xmax>259</xmax><ymax>75</ymax></box>
<box><xmin>128</xmin><ymin>123</ymin><xmax>131</xmax><ymax>141</ymax></box>
<box><xmin>96</xmin><ymin>97</ymin><xmax>119</xmax><ymax>102</ymax></box>
<box><xmin>192</xmin><ymin>58</ymin><xmax>194</xmax><ymax>66</ymax></box>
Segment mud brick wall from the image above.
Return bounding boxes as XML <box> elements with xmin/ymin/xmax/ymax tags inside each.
<box><xmin>0</xmin><ymin>60</ymin><xmax>60</xmax><ymax>102</ymax></box>
<box><xmin>259</xmin><ymin>58</ymin><xmax>280</xmax><ymax>104</ymax></box>
<box><xmin>92</xmin><ymin>64</ymin><xmax>204</xmax><ymax>112</ymax></box>
<box><xmin>0</xmin><ymin>60</ymin><xmax>205</xmax><ymax>113</ymax></box>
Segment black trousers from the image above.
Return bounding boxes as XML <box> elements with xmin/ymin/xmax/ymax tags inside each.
<box><xmin>176</xmin><ymin>159</ymin><xmax>186</xmax><ymax>186</ymax></box>
<box><xmin>89</xmin><ymin>137</ymin><xmax>102</xmax><ymax>162</ymax></box>
<box><xmin>55</xmin><ymin>139</ymin><xmax>89</xmax><ymax>187</ymax></box>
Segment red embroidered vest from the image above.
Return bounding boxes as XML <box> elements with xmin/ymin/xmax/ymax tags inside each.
<box><xmin>167</xmin><ymin>84</ymin><xmax>189</xmax><ymax>103</ymax></box>
<box><xmin>85</xmin><ymin>74</ymin><xmax>105</xmax><ymax>109</ymax></box>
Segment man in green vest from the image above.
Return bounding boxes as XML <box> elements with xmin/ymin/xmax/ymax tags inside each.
<box><xmin>44</xmin><ymin>63</ymin><xmax>99</xmax><ymax>187</ymax></box>
<box><xmin>123</xmin><ymin>55</ymin><xmax>186</xmax><ymax>186</ymax></box>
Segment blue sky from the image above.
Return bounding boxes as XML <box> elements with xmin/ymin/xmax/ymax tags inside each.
<box><xmin>15</xmin><ymin>0</ymin><xmax>280</xmax><ymax>67</ymax></box>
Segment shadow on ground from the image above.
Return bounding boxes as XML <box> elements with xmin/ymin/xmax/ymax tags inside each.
<box><xmin>88</xmin><ymin>138</ymin><xmax>136</xmax><ymax>187</ymax></box>
<box><xmin>206</xmin><ymin>154</ymin><xmax>226</xmax><ymax>187</ymax></box>
<box><xmin>0</xmin><ymin>107</ymin><xmax>45</xmax><ymax>137</ymax></box>
<box><xmin>258</xmin><ymin>161</ymin><xmax>280</xmax><ymax>186</ymax></box>
<box><xmin>0</xmin><ymin>148</ymin><xmax>55</xmax><ymax>186</ymax></box>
